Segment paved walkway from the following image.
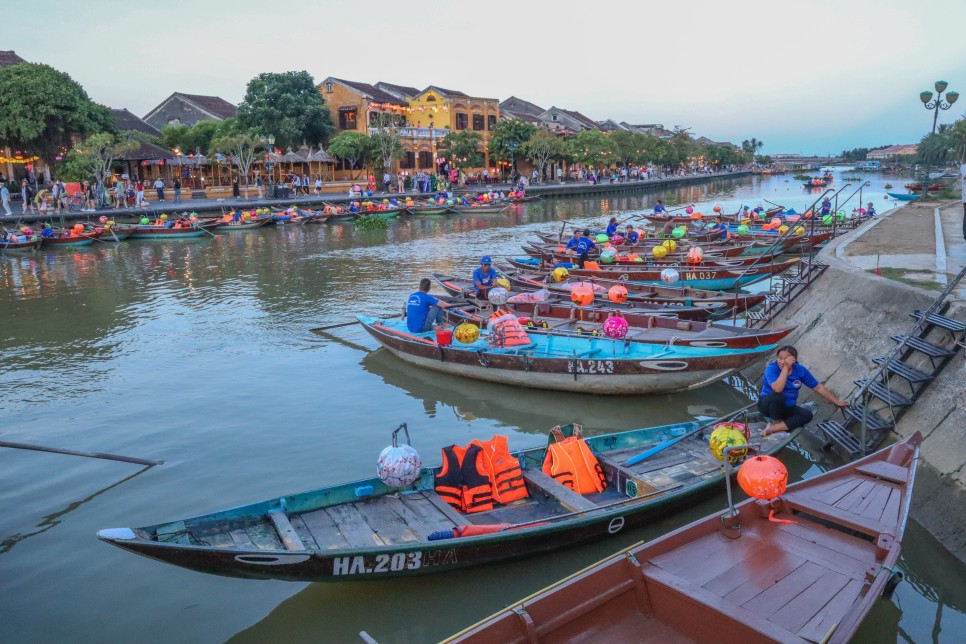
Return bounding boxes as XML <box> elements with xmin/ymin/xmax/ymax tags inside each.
<box><xmin>836</xmin><ymin>196</ymin><xmax>966</xmax><ymax>300</ymax></box>
<box><xmin>0</xmin><ymin>171</ymin><xmax>750</xmax><ymax>226</ymax></box>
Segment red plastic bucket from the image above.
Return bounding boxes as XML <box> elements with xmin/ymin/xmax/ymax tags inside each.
<box><xmin>436</xmin><ymin>329</ymin><xmax>453</xmax><ymax>346</ymax></box>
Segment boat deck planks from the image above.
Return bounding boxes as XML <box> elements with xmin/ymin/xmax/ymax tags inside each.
<box><xmin>353</xmin><ymin>497</ymin><xmax>421</xmax><ymax>545</ymax></box>
<box><xmin>288</xmin><ymin>514</ymin><xmax>321</xmax><ymax>550</ymax></box>
<box><xmin>324</xmin><ymin>503</ymin><xmax>389</xmax><ymax>548</ymax></box>
<box><xmin>268</xmin><ymin>510</ymin><xmax>307</xmax><ymax>551</ymax></box>
<box><xmin>384</xmin><ymin>493</ymin><xmax>457</xmax><ymax>537</ymax></box>
<box><xmin>297</xmin><ymin>508</ymin><xmax>351</xmax><ymax>550</ymax></box>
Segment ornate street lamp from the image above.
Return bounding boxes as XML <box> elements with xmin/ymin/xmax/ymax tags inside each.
<box><xmin>920</xmin><ymin>80</ymin><xmax>959</xmax><ymax>134</ymax></box>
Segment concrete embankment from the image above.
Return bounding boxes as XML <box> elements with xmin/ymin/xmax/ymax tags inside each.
<box><xmin>745</xmin><ymin>218</ymin><xmax>966</xmax><ymax>563</ymax></box>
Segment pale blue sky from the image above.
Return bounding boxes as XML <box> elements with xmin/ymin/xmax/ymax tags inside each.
<box><xmin>8</xmin><ymin>0</ymin><xmax>966</xmax><ymax>155</ymax></box>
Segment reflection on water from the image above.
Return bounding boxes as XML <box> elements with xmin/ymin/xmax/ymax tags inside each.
<box><xmin>0</xmin><ymin>171</ymin><xmax>957</xmax><ymax>643</ymax></box>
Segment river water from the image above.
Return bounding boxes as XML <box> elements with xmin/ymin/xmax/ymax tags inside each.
<box><xmin>1</xmin><ymin>171</ymin><xmax>963</xmax><ymax>643</ymax></box>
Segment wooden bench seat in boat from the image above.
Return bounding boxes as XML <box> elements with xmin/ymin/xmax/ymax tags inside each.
<box><xmin>521</xmin><ymin>467</ymin><xmax>598</xmax><ymax>512</ymax></box>
<box><xmin>268</xmin><ymin>510</ymin><xmax>306</xmax><ymax>551</ymax></box>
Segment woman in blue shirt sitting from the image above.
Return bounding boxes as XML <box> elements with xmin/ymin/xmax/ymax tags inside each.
<box><xmin>758</xmin><ymin>345</ymin><xmax>849</xmax><ymax>436</ymax></box>
<box><xmin>605</xmin><ymin>217</ymin><xmax>619</xmax><ymax>237</ymax></box>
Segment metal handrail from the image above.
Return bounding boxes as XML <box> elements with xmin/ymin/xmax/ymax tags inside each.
<box><xmin>847</xmin><ymin>264</ymin><xmax>966</xmax><ymax>454</ymax></box>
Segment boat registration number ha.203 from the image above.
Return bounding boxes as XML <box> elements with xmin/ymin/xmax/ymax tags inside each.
<box><xmin>332</xmin><ymin>549</ymin><xmax>457</xmax><ymax>576</ymax></box>
<box><xmin>567</xmin><ymin>360</ymin><xmax>615</xmax><ymax>374</ymax></box>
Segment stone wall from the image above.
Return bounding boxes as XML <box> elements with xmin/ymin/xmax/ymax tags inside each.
<box><xmin>745</xmin><ymin>238</ymin><xmax>966</xmax><ymax>563</ymax></box>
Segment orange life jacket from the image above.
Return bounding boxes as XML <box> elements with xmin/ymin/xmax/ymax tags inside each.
<box><xmin>489</xmin><ymin>315</ymin><xmax>530</xmax><ymax>348</ymax></box>
<box><xmin>434</xmin><ymin>444</ymin><xmax>495</xmax><ymax>514</ymax></box>
<box><xmin>542</xmin><ymin>437</ymin><xmax>608</xmax><ymax>495</ymax></box>
<box><xmin>470</xmin><ymin>436</ymin><xmax>529</xmax><ymax>504</ymax></box>
<box><xmin>583</xmin><ymin>261</ymin><xmax>601</xmax><ymax>270</ymax></box>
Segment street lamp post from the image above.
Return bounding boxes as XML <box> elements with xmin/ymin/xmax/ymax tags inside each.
<box><xmin>920</xmin><ymin>80</ymin><xmax>959</xmax><ymax>135</ymax></box>
<box><xmin>505</xmin><ymin>140</ymin><xmax>520</xmax><ymax>182</ymax></box>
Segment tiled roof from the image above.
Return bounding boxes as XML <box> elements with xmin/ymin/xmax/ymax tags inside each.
<box><xmin>117</xmin><ymin>140</ymin><xmax>177</xmax><ymax>161</ymax></box>
<box><xmin>112</xmin><ymin>108</ymin><xmax>161</xmax><ymax>136</ymax></box>
<box><xmin>174</xmin><ymin>93</ymin><xmax>237</xmax><ymax>119</ymax></box>
<box><xmin>0</xmin><ymin>50</ymin><xmax>25</xmax><ymax>66</ymax></box>
<box><xmin>375</xmin><ymin>82</ymin><xmax>420</xmax><ymax>99</ymax></box>
<box><xmin>330</xmin><ymin>78</ymin><xmax>408</xmax><ymax>105</ymax></box>
<box><xmin>562</xmin><ymin>109</ymin><xmax>598</xmax><ymax>130</ymax></box>
<box><xmin>423</xmin><ymin>85</ymin><xmax>469</xmax><ymax>98</ymax></box>
<box><xmin>500</xmin><ymin>96</ymin><xmax>546</xmax><ymax>119</ymax></box>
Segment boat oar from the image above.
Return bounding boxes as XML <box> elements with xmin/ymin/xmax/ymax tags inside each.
<box><xmin>0</xmin><ymin>440</ymin><xmax>163</xmax><ymax>466</ymax></box>
<box><xmin>310</xmin><ymin>312</ymin><xmax>402</xmax><ymax>332</ymax></box>
<box><xmin>623</xmin><ymin>402</ymin><xmax>754</xmax><ymax>466</ymax></box>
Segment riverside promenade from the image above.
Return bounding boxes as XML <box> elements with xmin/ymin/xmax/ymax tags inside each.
<box><xmin>0</xmin><ymin>171</ymin><xmax>751</xmax><ymax>225</ymax></box>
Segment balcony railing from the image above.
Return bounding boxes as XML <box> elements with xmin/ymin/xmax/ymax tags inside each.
<box><xmin>368</xmin><ymin>127</ymin><xmax>450</xmax><ymax>139</ymax></box>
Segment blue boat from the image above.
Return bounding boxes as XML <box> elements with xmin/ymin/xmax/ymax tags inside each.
<box><xmin>887</xmin><ymin>192</ymin><xmax>920</xmax><ymax>201</ymax></box>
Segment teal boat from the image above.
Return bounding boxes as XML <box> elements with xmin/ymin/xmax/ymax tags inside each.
<box><xmin>98</xmin><ymin>412</ymin><xmax>799</xmax><ymax>582</ymax></box>
<box><xmin>127</xmin><ymin>220</ymin><xmax>220</xmax><ymax>239</ymax></box>
<box><xmin>887</xmin><ymin>192</ymin><xmax>920</xmax><ymax>201</ymax></box>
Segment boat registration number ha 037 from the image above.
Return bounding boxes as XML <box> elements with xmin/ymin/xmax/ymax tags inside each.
<box><xmin>568</xmin><ymin>360</ymin><xmax>615</xmax><ymax>374</ymax></box>
<box><xmin>331</xmin><ymin>549</ymin><xmax>457</xmax><ymax>576</ymax></box>
<box><xmin>683</xmin><ymin>271</ymin><xmax>717</xmax><ymax>280</ymax></box>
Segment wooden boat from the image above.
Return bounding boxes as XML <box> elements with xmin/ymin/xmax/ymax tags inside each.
<box><xmin>520</xmin><ymin>245</ymin><xmax>784</xmax><ymax>268</ymax></box>
<box><xmin>451</xmin><ymin>204</ymin><xmax>510</xmax><ymax>215</ymax></box>
<box><xmin>358</xmin><ymin>207</ymin><xmax>408</xmax><ymax>219</ymax></box>
<box><xmin>803</xmin><ymin>180</ymin><xmax>828</xmax><ymax>188</ymax></box>
<box><xmin>903</xmin><ymin>183</ymin><xmax>943</xmax><ymax>192</ymax></box>
<box><xmin>432</xmin><ymin>274</ymin><xmax>726</xmax><ymax>320</ymax></box>
<box><xmin>443</xmin><ymin>300</ymin><xmax>797</xmax><ymax>349</ymax></box>
<box><xmin>39</xmin><ymin>229</ymin><xmax>105</xmax><ymax>247</ymax></box>
<box><xmin>358</xmin><ymin>316</ymin><xmax>775</xmax><ymax>394</ymax></box>
<box><xmin>529</xmin><ymin>237</ymin><xmax>756</xmax><ymax>258</ymax></box>
<box><xmin>446</xmin><ymin>432</ymin><xmax>921</xmax><ymax>644</ymax></box>
<box><xmin>887</xmin><ymin>192</ymin><xmax>920</xmax><ymax>201</ymax></box>
<box><xmin>406</xmin><ymin>204</ymin><xmax>452</xmax><ymax>216</ymax></box>
<box><xmin>127</xmin><ymin>220</ymin><xmax>221</xmax><ymax>239</ymax></box>
<box><xmin>0</xmin><ymin>236</ymin><xmax>43</xmax><ymax>251</ymax></box>
<box><xmin>96</xmin><ymin>225</ymin><xmax>136</xmax><ymax>241</ymax></box>
<box><xmin>508</xmin><ymin>195</ymin><xmax>542</xmax><ymax>203</ymax></box>
<box><xmin>501</xmin><ymin>269</ymin><xmax>767</xmax><ymax>313</ymax></box>
<box><xmin>97</xmin><ymin>413</ymin><xmax>799</xmax><ymax>582</ymax></box>
<box><xmin>217</xmin><ymin>214</ymin><xmax>276</xmax><ymax>230</ymax></box>
<box><xmin>505</xmin><ymin>257</ymin><xmax>799</xmax><ymax>291</ymax></box>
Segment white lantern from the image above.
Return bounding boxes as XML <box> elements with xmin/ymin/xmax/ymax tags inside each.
<box><xmin>660</xmin><ymin>268</ymin><xmax>680</xmax><ymax>285</ymax></box>
<box><xmin>376</xmin><ymin>424</ymin><xmax>422</xmax><ymax>488</ymax></box>
<box><xmin>488</xmin><ymin>287</ymin><xmax>509</xmax><ymax>305</ymax></box>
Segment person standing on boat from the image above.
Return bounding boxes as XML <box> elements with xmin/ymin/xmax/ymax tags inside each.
<box><xmin>473</xmin><ymin>256</ymin><xmax>498</xmax><ymax>299</ymax></box>
<box><xmin>820</xmin><ymin>198</ymin><xmax>832</xmax><ymax>216</ymax></box>
<box><xmin>759</xmin><ymin>345</ymin><xmax>849</xmax><ymax>436</ymax></box>
<box><xmin>575</xmin><ymin>229</ymin><xmax>596</xmax><ymax>268</ymax></box>
<box><xmin>406</xmin><ymin>278</ymin><xmax>453</xmax><ymax>332</ymax></box>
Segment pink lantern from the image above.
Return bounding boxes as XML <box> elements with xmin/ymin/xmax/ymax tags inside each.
<box><xmin>685</xmin><ymin>206</ymin><xmax>694</xmax><ymax>214</ymax></box>
<box><xmin>770</xmin><ymin>217</ymin><xmax>781</xmax><ymax>227</ymax></box>
<box><xmin>610</xmin><ymin>234</ymin><xmax>624</xmax><ymax>245</ymax></box>
<box><xmin>603</xmin><ymin>313</ymin><xmax>629</xmax><ymax>339</ymax></box>
<box><xmin>687</xmin><ymin>247</ymin><xmax>704</xmax><ymax>264</ymax></box>
<box><xmin>786</xmin><ymin>215</ymin><xmax>800</xmax><ymax>222</ymax></box>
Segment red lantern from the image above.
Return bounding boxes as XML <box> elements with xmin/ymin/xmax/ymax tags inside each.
<box><xmin>608</xmin><ymin>284</ymin><xmax>628</xmax><ymax>304</ymax></box>
<box><xmin>737</xmin><ymin>455</ymin><xmax>788</xmax><ymax>501</ymax></box>
<box><xmin>687</xmin><ymin>247</ymin><xmax>703</xmax><ymax>264</ymax></box>
<box><xmin>713</xmin><ymin>205</ymin><xmax>722</xmax><ymax>213</ymax></box>
<box><xmin>571</xmin><ymin>285</ymin><xmax>594</xmax><ymax>307</ymax></box>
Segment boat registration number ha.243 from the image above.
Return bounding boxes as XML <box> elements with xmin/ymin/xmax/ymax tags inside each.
<box><xmin>567</xmin><ymin>360</ymin><xmax>615</xmax><ymax>374</ymax></box>
<box><xmin>332</xmin><ymin>549</ymin><xmax>457</xmax><ymax>576</ymax></box>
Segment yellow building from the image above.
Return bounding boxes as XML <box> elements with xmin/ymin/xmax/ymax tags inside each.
<box><xmin>406</xmin><ymin>86</ymin><xmax>499</xmax><ymax>172</ymax></box>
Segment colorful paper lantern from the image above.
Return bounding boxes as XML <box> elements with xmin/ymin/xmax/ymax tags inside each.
<box><xmin>662</xmin><ymin>239</ymin><xmax>677</xmax><ymax>251</ymax></box>
<box><xmin>602</xmin><ymin>313</ymin><xmax>629</xmax><ymax>339</ymax></box>
<box><xmin>571</xmin><ymin>285</ymin><xmax>595</xmax><ymax>306</ymax></box>
<box><xmin>660</xmin><ymin>268</ymin><xmax>679</xmax><ymax>285</ymax></box>
<box><xmin>608</xmin><ymin>284</ymin><xmax>628</xmax><ymax>303</ymax></box>
<box><xmin>709</xmin><ymin>425</ymin><xmax>748</xmax><ymax>463</ymax></box>
<box><xmin>552</xmin><ymin>267</ymin><xmax>570</xmax><ymax>282</ymax></box>
<box><xmin>488</xmin><ymin>287</ymin><xmax>510</xmax><ymax>305</ymax></box>
<box><xmin>600</xmin><ymin>249</ymin><xmax>616</xmax><ymax>264</ymax></box>
<box><xmin>671</xmin><ymin>227</ymin><xmax>686</xmax><ymax>239</ymax></box>
<box><xmin>454</xmin><ymin>323</ymin><xmax>481</xmax><ymax>344</ymax></box>
<box><xmin>687</xmin><ymin>247</ymin><xmax>703</xmax><ymax>264</ymax></box>
<box><xmin>737</xmin><ymin>455</ymin><xmax>789</xmax><ymax>500</ymax></box>
<box><xmin>652</xmin><ymin>245</ymin><xmax>668</xmax><ymax>259</ymax></box>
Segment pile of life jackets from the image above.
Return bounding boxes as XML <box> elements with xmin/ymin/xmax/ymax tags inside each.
<box><xmin>542</xmin><ymin>436</ymin><xmax>607</xmax><ymax>495</ymax></box>
<box><xmin>487</xmin><ymin>310</ymin><xmax>530</xmax><ymax>349</ymax></box>
<box><xmin>435</xmin><ymin>436</ymin><xmax>529</xmax><ymax>514</ymax></box>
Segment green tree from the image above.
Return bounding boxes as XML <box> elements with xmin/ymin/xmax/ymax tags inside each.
<box><xmin>439</xmin><ymin>130</ymin><xmax>484</xmax><ymax>169</ymax></box>
<box><xmin>209</xmin><ymin>129</ymin><xmax>264</xmax><ymax>198</ymax></box>
<box><xmin>489</xmin><ymin>118</ymin><xmax>537</xmax><ymax>168</ymax></box>
<box><xmin>367</xmin><ymin>111</ymin><xmax>406</xmax><ymax>174</ymax></box>
<box><xmin>522</xmin><ymin>129</ymin><xmax>567</xmax><ymax>180</ymax></box>
<box><xmin>236</xmin><ymin>70</ymin><xmax>334</xmax><ymax>150</ymax></box>
<box><xmin>327</xmin><ymin>131</ymin><xmax>372</xmax><ymax>179</ymax></box>
<box><xmin>611</xmin><ymin>130</ymin><xmax>655</xmax><ymax>168</ymax></box>
<box><xmin>60</xmin><ymin>133</ymin><xmax>139</xmax><ymax>184</ymax></box>
<box><xmin>0</xmin><ymin>63</ymin><xmax>114</xmax><ymax>169</ymax></box>
<box><xmin>567</xmin><ymin>130</ymin><xmax>616</xmax><ymax>172</ymax></box>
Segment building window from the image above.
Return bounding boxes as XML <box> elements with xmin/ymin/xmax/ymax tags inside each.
<box><xmin>400</xmin><ymin>151</ymin><xmax>414</xmax><ymax>170</ymax></box>
<box><xmin>417</xmin><ymin>151</ymin><xmax>433</xmax><ymax>167</ymax></box>
<box><xmin>339</xmin><ymin>109</ymin><xmax>357</xmax><ymax>130</ymax></box>
<box><xmin>456</xmin><ymin>113</ymin><xmax>468</xmax><ymax>130</ymax></box>
<box><xmin>325</xmin><ymin>82</ymin><xmax>333</xmax><ymax>93</ymax></box>
<box><xmin>487</xmin><ymin>115</ymin><xmax>496</xmax><ymax>130</ymax></box>
<box><xmin>426</xmin><ymin>95</ymin><xmax>436</xmax><ymax>102</ymax></box>
<box><xmin>552</xmin><ymin>114</ymin><xmax>558</xmax><ymax>121</ymax></box>
<box><xmin>472</xmin><ymin>114</ymin><xmax>484</xmax><ymax>131</ymax></box>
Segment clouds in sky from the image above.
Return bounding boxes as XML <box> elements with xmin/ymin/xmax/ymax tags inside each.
<box><xmin>9</xmin><ymin>0</ymin><xmax>966</xmax><ymax>154</ymax></box>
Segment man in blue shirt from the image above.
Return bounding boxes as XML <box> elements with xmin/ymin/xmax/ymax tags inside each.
<box><xmin>564</xmin><ymin>230</ymin><xmax>581</xmax><ymax>251</ymax></box>
<box><xmin>653</xmin><ymin>200</ymin><xmax>666</xmax><ymax>214</ymax></box>
<box><xmin>624</xmin><ymin>225</ymin><xmax>640</xmax><ymax>245</ymax></box>
<box><xmin>710</xmin><ymin>216</ymin><xmax>728</xmax><ymax>240</ymax></box>
<box><xmin>575</xmin><ymin>229</ymin><xmax>596</xmax><ymax>268</ymax></box>
<box><xmin>820</xmin><ymin>198</ymin><xmax>832</xmax><ymax>216</ymax></box>
<box><xmin>472</xmin><ymin>256</ymin><xmax>498</xmax><ymax>299</ymax></box>
<box><xmin>605</xmin><ymin>217</ymin><xmax>619</xmax><ymax>237</ymax></box>
<box><xmin>406</xmin><ymin>278</ymin><xmax>451</xmax><ymax>332</ymax></box>
<box><xmin>758</xmin><ymin>345</ymin><xmax>849</xmax><ymax>436</ymax></box>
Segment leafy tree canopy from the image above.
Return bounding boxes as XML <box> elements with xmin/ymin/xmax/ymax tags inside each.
<box><xmin>522</xmin><ymin>129</ymin><xmax>567</xmax><ymax>177</ymax></box>
<box><xmin>60</xmin><ymin>133</ymin><xmax>138</xmax><ymax>183</ymax></box>
<box><xmin>439</xmin><ymin>130</ymin><xmax>484</xmax><ymax>168</ymax></box>
<box><xmin>0</xmin><ymin>63</ymin><xmax>114</xmax><ymax>166</ymax></box>
<box><xmin>489</xmin><ymin>119</ymin><xmax>537</xmax><ymax>162</ymax></box>
<box><xmin>566</xmin><ymin>130</ymin><xmax>616</xmax><ymax>168</ymax></box>
<box><xmin>327</xmin><ymin>131</ymin><xmax>373</xmax><ymax>179</ymax></box>
<box><xmin>161</xmin><ymin>120</ymin><xmax>219</xmax><ymax>155</ymax></box>
<box><xmin>237</xmin><ymin>71</ymin><xmax>334</xmax><ymax>150</ymax></box>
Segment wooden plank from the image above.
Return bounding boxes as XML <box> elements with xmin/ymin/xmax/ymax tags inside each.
<box><xmin>325</xmin><ymin>503</ymin><xmax>388</xmax><ymax>548</ymax></box>
<box><xmin>156</xmin><ymin>520</ymin><xmax>191</xmax><ymax>546</ymax></box>
<box><xmin>878</xmin><ymin>487</ymin><xmax>902</xmax><ymax>528</ymax></box>
<box><xmin>753</xmin><ymin>522</ymin><xmax>872</xmax><ymax>575</ymax></box>
<box><xmin>797</xmin><ymin>578</ymin><xmax>864</xmax><ymax>642</ymax></box>
<box><xmin>649</xmin><ymin>530</ymin><xmax>762</xmax><ymax>587</ymax></box>
<box><xmin>705</xmin><ymin>546</ymin><xmax>805</xmax><ymax>604</ymax></box>
<box><xmin>298</xmin><ymin>509</ymin><xmax>350</xmax><ymax>550</ymax></box>
<box><xmin>813</xmin><ymin>478</ymin><xmax>863</xmax><ymax>506</ymax></box>
<box><xmin>781</xmin><ymin>492</ymin><xmax>889</xmax><ymax>537</ymax></box>
<box><xmin>741</xmin><ymin>561</ymin><xmax>826</xmax><ymax>617</ymax></box>
<box><xmin>854</xmin><ymin>482</ymin><xmax>893</xmax><ymax>521</ymax></box>
<box><xmin>769</xmin><ymin>568</ymin><xmax>852</xmax><ymax>632</ymax></box>
<box><xmin>856</xmin><ymin>460</ymin><xmax>908</xmax><ymax>484</ymax></box>
<box><xmin>288</xmin><ymin>514</ymin><xmax>320</xmax><ymax>550</ymax></box>
<box><xmin>833</xmin><ymin>479</ymin><xmax>877</xmax><ymax>513</ymax></box>
<box><xmin>353</xmin><ymin>499</ymin><xmax>421</xmax><ymax>545</ymax></box>
<box><xmin>521</xmin><ymin>467</ymin><xmax>598</xmax><ymax>512</ymax></box>
<box><xmin>197</xmin><ymin>526</ymin><xmax>235</xmax><ymax>549</ymax></box>
<box><xmin>245</xmin><ymin>521</ymin><xmax>283</xmax><ymax>550</ymax></box>
<box><xmin>228</xmin><ymin>527</ymin><xmax>257</xmax><ymax>549</ymax></box>
<box><xmin>383</xmin><ymin>494</ymin><xmax>453</xmax><ymax>541</ymax></box>
<box><xmin>420</xmin><ymin>491</ymin><xmax>472</xmax><ymax>526</ymax></box>
<box><xmin>625</xmin><ymin>453</ymin><xmax>691</xmax><ymax>476</ymax></box>
<box><xmin>269</xmin><ymin>510</ymin><xmax>307</xmax><ymax>551</ymax></box>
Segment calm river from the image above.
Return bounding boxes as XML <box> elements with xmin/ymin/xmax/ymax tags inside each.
<box><xmin>1</xmin><ymin>171</ymin><xmax>963</xmax><ymax>643</ymax></box>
